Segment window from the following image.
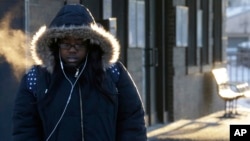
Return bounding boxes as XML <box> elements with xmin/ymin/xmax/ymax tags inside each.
<box><xmin>129</xmin><ymin>0</ymin><xmax>145</xmax><ymax>48</ymax></box>
<box><xmin>103</xmin><ymin>0</ymin><xmax>112</xmax><ymax>19</ymax></box>
<box><xmin>176</xmin><ymin>6</ymin><xmax>188</xmax><ymax>47</ymax></box>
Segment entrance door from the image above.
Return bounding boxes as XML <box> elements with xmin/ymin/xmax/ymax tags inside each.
<box><xmin>128</xmin><ymin>0</ymin><xmax>150</xmax><ymax>124</ymax></box>
<box><xmin>128</xmin><ymin>0</ymin><xmax>169</xmax><ymax>126</ymax></box>
<box><xmin>144</xmin><ymin>0</ymin><xmax>169</xmax><ymax>125</ymax></box>
<box><xmin>126</xmin><ymin>0</ymin><xmax>161</xmax><ymax>125</ymax></box>
<box><xmin>145</xmin><ymin>0</ymin><xmax>159</xmax><ymax>125</ymax></box>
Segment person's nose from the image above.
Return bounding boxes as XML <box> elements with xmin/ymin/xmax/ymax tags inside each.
<box><xmin>68</xmin><ymin>45</ymin><xmax>78</xmax><ymax>52</ymax></box>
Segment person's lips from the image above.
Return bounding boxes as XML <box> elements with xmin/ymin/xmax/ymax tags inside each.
<box><xmin>66</xmin><ymin>57</ymin><xmax>79</xmax><ymax>63</ymax></box>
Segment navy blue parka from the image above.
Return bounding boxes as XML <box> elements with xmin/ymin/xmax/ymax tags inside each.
<box><xmin>13</xmin><ymin>4</ymin><xmax>147</xmax><ymax>141</ymax></box>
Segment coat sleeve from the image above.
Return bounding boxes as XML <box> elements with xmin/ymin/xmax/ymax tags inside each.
<box><xmin>12</xmin><ymin>72</ymin><xmax>43</xmax><ymax>141</ymax></box>
<box><xmin>115</xmin><ymin>62</ymin><xmax>147</xmax><ymax>141</ymax></box>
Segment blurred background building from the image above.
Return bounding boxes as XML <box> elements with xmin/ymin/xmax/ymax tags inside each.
<box><xmin>226</xmin><ymin>0</ymin><xmax>250</xmax><ymax>84</ymax></box>
<box><xmin>0</xmin><ymin>0</ymin><xmax>231</xmax><ymax>140</ymax></box>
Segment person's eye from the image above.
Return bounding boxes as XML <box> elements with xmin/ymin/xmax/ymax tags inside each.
<box><xmin>75</xmin><ymin>44</ymin><xmax>81</xmax><ymax>48</ymax></box>
<box><xmin>60</xmin><ymin>43</ymin><xmax>69</xmax><ymax>48</ymax></box>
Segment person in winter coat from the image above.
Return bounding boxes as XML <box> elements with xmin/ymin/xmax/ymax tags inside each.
<box><xmin>12</xmin><ymin>4</ymin><xmax>147</xmax><ymax>141</ymax></box>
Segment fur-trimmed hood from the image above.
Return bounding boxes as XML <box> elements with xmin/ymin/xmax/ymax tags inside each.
<box><xmin>30</xmin><ymin>4</ymin><xmax>120</xmax><ymax>73</ymax></box>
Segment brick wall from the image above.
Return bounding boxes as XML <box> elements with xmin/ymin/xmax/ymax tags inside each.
<box><xmin>170</xmin><ymin>0</ymin><xmax>224</xmax><ymax>120</ymax></box>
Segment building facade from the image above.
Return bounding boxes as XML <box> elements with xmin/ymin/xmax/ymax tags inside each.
<box><xmin>0</xmin><ymin>0</ymin><xmax>228</xmax><ymax>140</ymax></box>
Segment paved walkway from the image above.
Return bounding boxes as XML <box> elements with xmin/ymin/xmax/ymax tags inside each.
<box><xmin>147</xmin><ymin>98</ymin><xmax>250</xmax><ymax>141</ymax></box>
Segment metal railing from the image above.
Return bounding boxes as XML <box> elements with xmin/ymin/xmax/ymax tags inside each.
<box><xmin>227</xmin><ymin>47</ymin><xmax>250</xmax><ymax>84</ymax></box>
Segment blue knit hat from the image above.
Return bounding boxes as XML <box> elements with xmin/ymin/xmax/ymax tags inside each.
<box><xmin>49</xmin><ymin>4</ymin><xmax>96</xmax><ymax>27</ymax></box>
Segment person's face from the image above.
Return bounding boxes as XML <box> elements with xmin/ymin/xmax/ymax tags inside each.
<box><xmin>59</xmin><ymin>36</ymin><xmax>87</xmax><ymax>68</ymax></box>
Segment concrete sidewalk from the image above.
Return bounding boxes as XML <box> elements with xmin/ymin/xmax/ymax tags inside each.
<box><xmin>147</xmin><ymin>106</ymin><xmax>250</xmax><ymax>141</ymax></box>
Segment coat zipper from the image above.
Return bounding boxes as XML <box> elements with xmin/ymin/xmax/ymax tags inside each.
<box><xmin>79</xmin><ymin>86</ymin><xmax>84</xmax><ymax>141</ymax></box>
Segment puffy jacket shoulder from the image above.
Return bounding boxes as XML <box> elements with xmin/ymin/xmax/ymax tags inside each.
<box><xmin>106</xmin><ymin>62</ymin><xmax>121</xmax><ymax>84</ymax></box>
<box><xmin>26</xmin><ymin>65</ymin><xmax>50</xmax><ymax>98</ymax></box>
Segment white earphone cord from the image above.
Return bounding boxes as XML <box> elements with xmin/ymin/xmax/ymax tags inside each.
<box><xmin>46</xmin><ymin>53</ymin><xmax>88</xmax><ymax>141</ymax></box>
